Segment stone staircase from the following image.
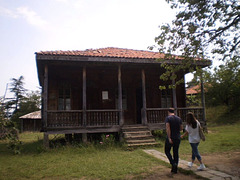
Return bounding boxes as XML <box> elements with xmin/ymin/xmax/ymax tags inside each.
<box><xmin>121</xmin><ymin>125</ymin><xmax>159</xmax><ymax>147</ymax></box>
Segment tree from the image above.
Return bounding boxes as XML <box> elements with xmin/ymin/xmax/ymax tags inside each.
<box><xmin>10</xmin><ymin>91</ymin><xmax>41</xmax><ymax>129</ymax></box>
<box><xmin>205</xmin><ymin>55</ymin><xmax>240</xmax><ymax>109</ymax></box>
<box><xmin>152</xmin><ymin>0</ymin><xmax>240</xmax><ymax>85</ymax></box>
<box><xmin>8</xmin><ymin>76</ymin><xmax>27</xmax><ymax>113</ymax></box>
<box><xmin>0</xmin><ymin>97</ymin><xmax>21</xmax><ymax>154</ymax></box>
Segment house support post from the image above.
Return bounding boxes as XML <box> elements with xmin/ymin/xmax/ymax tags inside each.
<box><xmin>43</xmin><ymin>133</ymin><xmax>49</xmax><ymax>148</ymax></box>
<box><xmin>200</xmin><ymin>74</ymin><xmax>207</xmax><ymax>130</ymax></box>
<box><xmin>141</xmin><ymin>69</ymin><xmax>147</xmax><ymax>125</ymax></box>
<box><xmin>118</xmin><ymin>65</ymin><xmax>123</xmax><ymax>126</ymax></box>
<box><xmin>82</xmin><ymin>133</ymin><xmax>87</xmax><ymax>143</ymax></box>
<box><xmin>43</xmin><ymin>64</ymin><xmax>48</xmax><ymax>129</ymax></box>
<box><xmin>43</xmin><ymin>64</ymin><xmax>49</xmax><ymax>147</ymax></box>
<box><xmin>172</xmin><ymin>75</ymin><xmax>177</xmax><ymax>115</ymax></box>
<box><xmin>82</xmin><ymin>66</ymin><xmax>87</xmax><ymax>142</ymax></box>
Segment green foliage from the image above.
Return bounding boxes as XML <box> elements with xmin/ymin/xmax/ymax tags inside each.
<box><xmin>205</xmin><ymin>56</ymin><xmax>240</xmax><ymax>110</ymax></box>
<box><xmin>186</xmin><ymin>94</ymin><xmax>201</xmax><ymax>107</ymax></box>
<box><xmin>0</xmin><ymin>118</ymin><xmax>22</xmax><ymax>154</ymax></box>
<box><xmin>206</xmin><ymin>105</ymin><xmax>240</xmax><ymax>126</ymax></box>
<box><xmin>152</xmin><ymin>0</ymin><xmax>239</xmax><ymax>87</ymax></box>
<box><xmin>11</xmin><ymin>91</ymin><xmax>41</xmax><ymax>129</ymax></box>
<box><xmin>0</xmin><ymin>99</ymin><xmax>22</xmax><ymax>154</ymax></box>
<box><xmin>157</xmin><ymin>0</ymin><xmax>239</xmax><ymax>60</ymax></box>
<box><xmin>8</xmin><ymin>76</ymin><xmax>27</xmax><ymax>112</ymax></box>
<box><xmin>99</xmin><ymin>134</ymin><xmax>116</xmax><ymax>148</ymax></box>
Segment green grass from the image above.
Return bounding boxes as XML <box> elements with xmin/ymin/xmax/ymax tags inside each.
<box><xmin>1</xmin><ymin>106</ymin><xmax>240</xmax><ymax>179</ymax></box>
<box><xmin>155</xmin><ymin>105</ymin><xmax>240</xmax><ymax>156</ymax></box>
<box><xmin>0</xmin><ymin>133</ymin><xmax>164</xmax><ymax>180</ymax></box>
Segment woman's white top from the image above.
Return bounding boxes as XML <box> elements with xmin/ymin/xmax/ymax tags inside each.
<box><xmin>185</xmin><ymin>121</ymin><xmax>201</xmax><ymax>143</ymax></box>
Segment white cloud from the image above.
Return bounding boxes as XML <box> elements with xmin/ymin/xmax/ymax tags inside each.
<box><xmin>0</xmin><ymin>6</ymin><xmax>48</xmax><ymax>29</ymax></box>
<box><xmin>16</xmin><ymin>6</ymin><xmax>48</xmax><ymax>29</ymax></box>
<box><xmin>0</xmin><ymin>6</ymin><xmax>18</xmax><ymax>18</ymax></box>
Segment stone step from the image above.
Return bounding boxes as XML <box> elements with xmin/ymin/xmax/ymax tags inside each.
<box><xmin>121</xmin><ymin>124</ymin><xmax>158</xmax><ymax>147</ymax></box>
<box><xmin>125</xmin><ymin>134</ymin><xmax>154</xmax><ymax>140</ymax></box>
<box><xmin>127</xmin><ymin>142</ymin><xmax>159</xmax><ymax>147</ymax></box>
<box><xmin>122</xmin><ymin>125</ymin><xmax>149</xmax><ymax>132</ymax></box>
<box><xmin>123</xmin><ymin>131</ymin><xmax>152</xmax><ymax>138</ymax></box>
<box><xmin>126</xmin><ymin>138</ymin><xmax>156</xmax><ymax>144</ymax></box>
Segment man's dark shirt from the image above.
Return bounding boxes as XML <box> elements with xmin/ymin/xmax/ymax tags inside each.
<box><xmin>165</xmin><ymin>115</ymin><xmax>182</xmax><ymax>139</ymax></box>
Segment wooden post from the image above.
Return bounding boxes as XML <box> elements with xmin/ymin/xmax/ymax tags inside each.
<box><xmin>141</xmin><ymin>69</ymin><xmax>147</xmax><ymax>125</ymax></box>
<box><xmin>82</xmin><ymin>66</ymin><xmax>88</xmax><ymax>142</ymax></box>
<box><xmin>118</xmin><ymin>65</ymin><xmax>123</xmax><ymax>126</ymax></box>
<box><xmin>172</xmin><ymin>75</ymin><xmax>177</xmax><ymax>115</ymax></box>
<box><xmin>43</xmin><ymin>65</ymin><xmax>48</xmax><ymax>130</ymax></box>
<box><xmin>43</xmin><ymin>133</ymin><xmax>49</xmax><ymax>148</ymax></box>
<box><xmin>200</xmin><ymin>74</ymin><xmax>206</xmax><ymax>123</ymax></box>
<box><xmin>82</xmin><ymin>66</ymin><xmax>87</xmax><ymax>126</ymax></box>
<box><xmin>82</xmin><ymin>133</ymin><xmax>87</xmax><ymax>143</ymax></box>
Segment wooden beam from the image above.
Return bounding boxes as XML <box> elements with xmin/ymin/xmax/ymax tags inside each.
<box><xmin>82</xmin><ymin>66</ymin><xmax>87</xmax><ymax>126</ymax></box>
<box><xmin>118</xmin><ymin>65</ymin><xmax>123</xmax><ymax>126</ymax></box>
<box><xmin>141</xmin><ymin>69</ymin><xmax>147</xmax><ymax>125</ymax></box>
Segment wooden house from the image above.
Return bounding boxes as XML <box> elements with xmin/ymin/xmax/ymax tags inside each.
<box><xmin>36</xmin><ymin>47</ymin><xmax>211</xmax><ymax>146</ymax></box>
<box><xmin>19</xmin><ymin>111</ymin><xmax>41</xmax><ymax>132</ymax></box>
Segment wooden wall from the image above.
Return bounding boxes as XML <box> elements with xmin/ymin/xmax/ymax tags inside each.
<box><xmin>47</xmin><ymin>64</ymin><xmax>186</xmax><ymax>125</ymax></box>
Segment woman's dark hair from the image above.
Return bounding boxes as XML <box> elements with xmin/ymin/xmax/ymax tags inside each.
<box><xmin>186</xmin><ymin>112</ymin><xmax>197</xmax><ymax>129</ymax></box>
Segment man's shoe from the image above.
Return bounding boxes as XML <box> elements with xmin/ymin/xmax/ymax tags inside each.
<box><xmin>197</xmin><ymin>164</ymin><xmax>206</xmax><ymax>171</ymax></box>
<box><xmin>171</xmin><ymin>163</ymin><xmax>178</xmax><ymax>173</ymax></box>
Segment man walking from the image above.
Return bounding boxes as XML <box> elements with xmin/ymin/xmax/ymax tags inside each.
<box><xmin>165</xmin><ymin>108</ymin><xmax>183</xmax><ymax>173</ymax></box>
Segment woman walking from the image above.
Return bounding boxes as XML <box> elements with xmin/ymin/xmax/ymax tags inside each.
<box><xmin>181</xmin><ymin>112</ymin><xmax>206</xmax><ymax>170</ymax></box>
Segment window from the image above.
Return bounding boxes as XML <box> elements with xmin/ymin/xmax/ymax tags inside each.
<box><xmin>161</xmin><ymin>89</ymin><xmax>172</xmax><ymax>108</ymax></box>
<box><xmin>58</xmin><ymin>88</ymin><xmax>71</xmax><ymax>110</ymax></box>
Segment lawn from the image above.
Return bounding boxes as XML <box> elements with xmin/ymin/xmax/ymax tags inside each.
<box><xmin>0</xmin><ymin>133</ymin><xmax>165</xmax><ymax>180</ymax></box>
<box><xmin>1</xmin><ymin>106</ymin><xmax>240</xmax><ymax>180</ymax></box>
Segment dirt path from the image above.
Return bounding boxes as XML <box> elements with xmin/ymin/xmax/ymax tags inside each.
<box><xmin>203</xmin><ymin>151</ymin><xmax>240</xmax><ymax>178</ymax></box>
<box><xmin>141</xmin><ymin>151</ymin><xmax>240</xmax><ymax>180</ymax></box>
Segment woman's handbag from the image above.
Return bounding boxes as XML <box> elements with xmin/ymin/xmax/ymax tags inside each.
<box><xmin>197</xmin><ymin>121</ymin><xmax>206</xmax><ymax>141</ymax></box>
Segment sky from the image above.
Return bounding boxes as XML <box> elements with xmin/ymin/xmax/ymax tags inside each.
<box><xmin>0</xmin><ymin>0</ymin><xmax>189</xmax><ymax>97</ymax></box>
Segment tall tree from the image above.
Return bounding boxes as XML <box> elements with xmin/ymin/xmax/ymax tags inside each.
<box><xmin>8</xmin><ymin>76</ymin><xmax>27</xmax><ymax>113</ymax></box>
<box><xmin>153</xmin><ymin>0</ymin><xmax>240</xmax><ymax>84</ymax></box>
<box><xmin>205</xmin><ymin>55</ymin><xmax>240</xmax><ymax>109</ymax></box>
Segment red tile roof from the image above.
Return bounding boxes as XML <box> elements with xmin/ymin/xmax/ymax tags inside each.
<box><xmin>37</xmin><ymin>47</ymin><xmax>166</xmax><ymax>59</ymax></box>
<box><xmin>186</xmin><ymin>85</ymin><xmax>201</xmax><ymax>95</ymax></box>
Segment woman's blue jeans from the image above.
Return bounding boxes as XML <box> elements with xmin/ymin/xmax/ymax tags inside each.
<box><xmin>190</xmin><ymin>143</ymin><xmax>202</xmax><ymax>161</ymax></box>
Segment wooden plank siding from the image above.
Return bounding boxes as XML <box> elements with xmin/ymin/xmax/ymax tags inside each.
<box><xmin>44</xmin><ymin>63</ymin><xmax>189</xmax><ymax>131</ymax></box>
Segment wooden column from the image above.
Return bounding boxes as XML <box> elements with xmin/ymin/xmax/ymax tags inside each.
<box><xmin>43</xmin><ymin>64</ymin><xmax>48</xmax><ymax>130</ymax></box>
<box><xmin>43</xmin><ymin>64</ymin><xmax>49</xmax><ymax>147</ymax></box>
<box><xmin>43</xmin><ymin>133</ymin><xmax>49</xmax><ymax>148</ymax></box>
<box><xmin>200</xmin><ymin>75</ymin><xmax>206</xmax><ymax>123</ymax></box>
<box><xmin>82</xmin><ymin>66</ymin><xmax>87</xmax><ymax>142</ymax></box>
<box><xmin>82</xmin><ymin>66</ymin><xmax>87</xmax><ymax>126</ymax></box>
<box><xmin>172</xmin><ymin>75</ymin><xmax>177</xmax><ymax>115</ymax></box>
<box><xmin>141</xmin><ymin>69</ymin><xmax>147</xmax><ymax>125</ymax></box>
<box><xmin>118</xmin><ymin>65</ymin><xmax>123</xmax><ymax>126</ymax></box>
